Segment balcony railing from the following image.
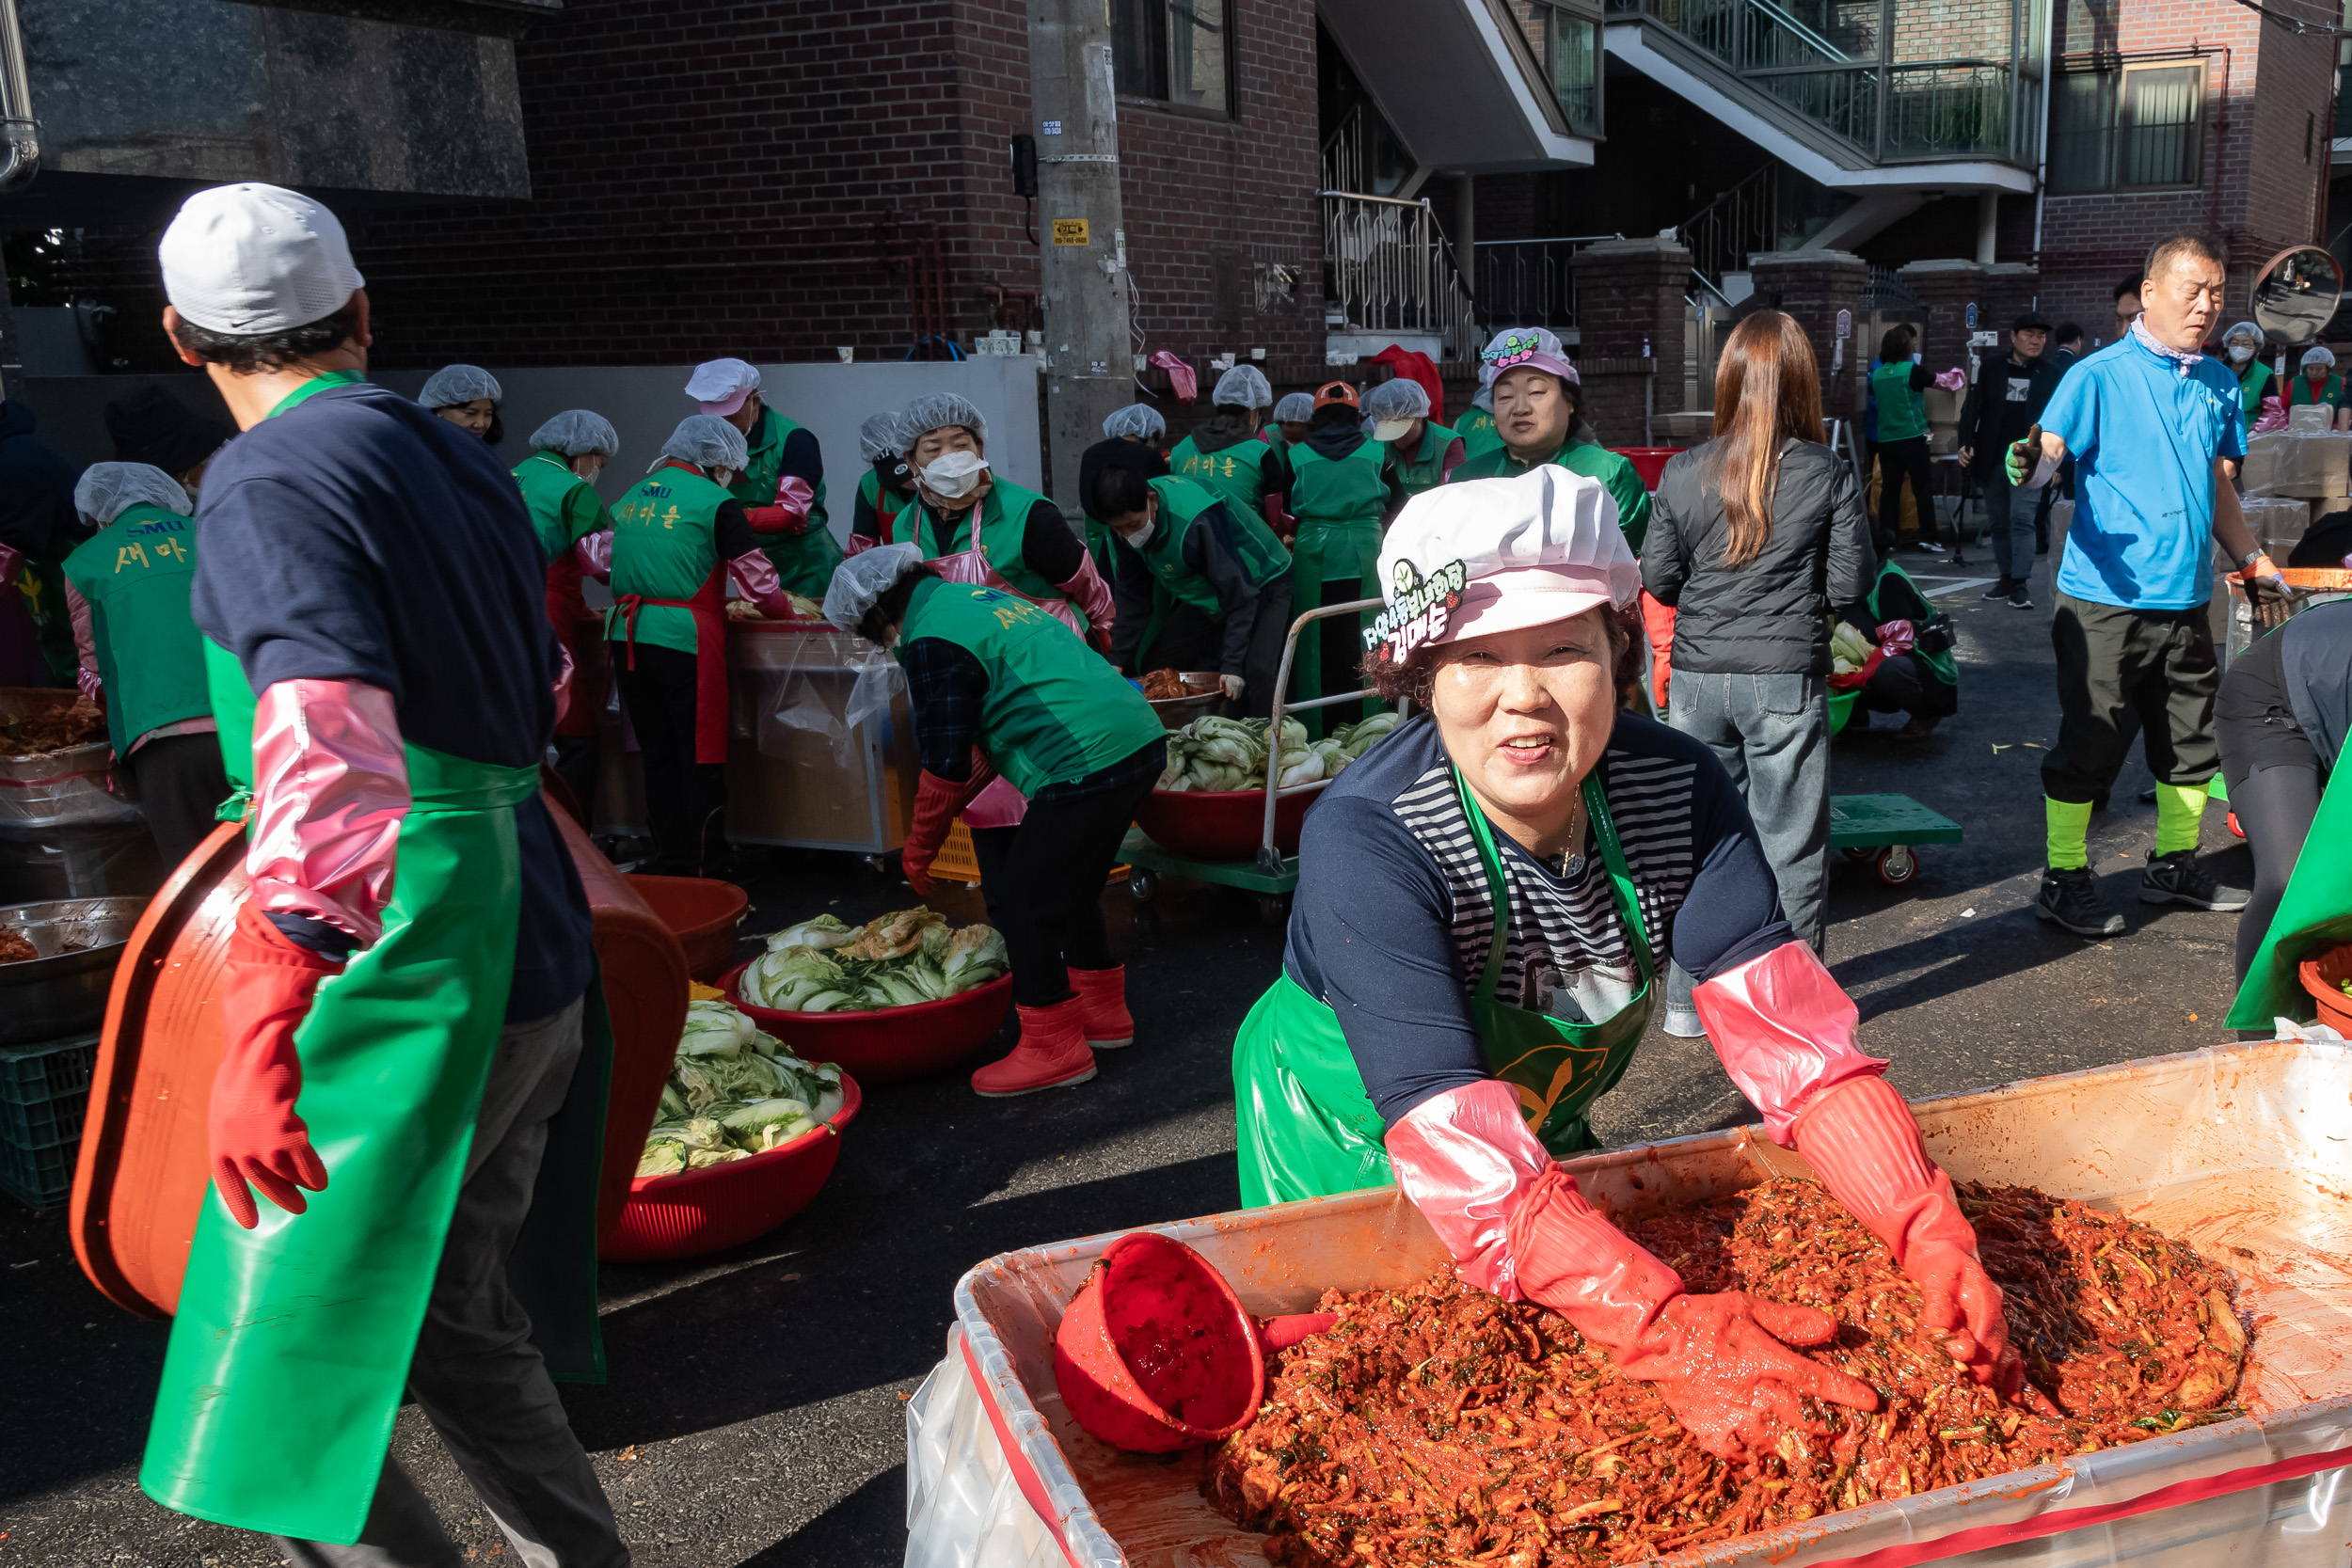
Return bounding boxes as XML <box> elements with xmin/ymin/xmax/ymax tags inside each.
<box><xmin>1606</xmin><ymin>0</ymin><xmax>2037</xmax><ymax>166</ymax></box>
<box><xmin>1322</xmin><ymin>192</ymin><xmax>1482</xmax><ymax>360</ymax></box>
<box><xmin>1472</xmin><ymin>235</ymin><xmax>1622</xmax><ymax>334</ymax></box>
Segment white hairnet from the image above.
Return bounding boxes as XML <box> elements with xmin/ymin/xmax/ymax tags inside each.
<box><xmin>1472</xmin><ymin>385</ymin><xmax>1494</xmax><ymax>413</ymax></box>
<box><xmin>1272</xmin><ymin>392</ymin><xmax>1314</xmax><ymax>423</ymax></box>
<box><xmin>660</xmin><ymin>414</ymin><xmax>749</xmax><ymax>474</ymax></box>
<box><xmin>899</xmin><ymin>393</ymin><xmax>987</xmax><ymax>451</ymax></box>
<box><xmin>860</xmin><ymin>412</ymin><xmax>907</xmax><ymax>464</ymax></box>
<box><xmin>1361</xmin><ymin>378</ymin><xmax>1430</xmax><ymax>421</ymax></box>
<box><xmin>1102</xmin><ymin>404</ymin><xmax>1165</xmax><ymax>441</ymax></box>
<box><xmin>420</xmin><ymin>364</ymin><xmax>501</xmax><ymax>408</ymax></box>
<box><xmin>74</xmin><ymin>462</ymin><xmax>191</xmax><ymax>528</ymax></box>
<box><xmin>823</xmin><ymin>542</ymin><xmax>925</xmax><ymax>634</ymax></box>
<box><xmin>528</xmin><ymin>409</ymin><xmax>619</xmax><ymax>459</ymax></box>
<box><xmin>2223</xmin><ymin>321</ymin><xmax>2264</xmax><ymax>347</ymax></box>
<box><xmin>2303</xmin><ymin>346</ymin><xmax>2336</xmax><ymax>370</ymax></box>
<box><xmin>1213</xmin><ymin>365</ymin><xmax>1273</xmax><ymax>408</ymax></box>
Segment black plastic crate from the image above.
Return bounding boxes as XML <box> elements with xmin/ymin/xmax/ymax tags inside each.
<box><xmin>0</xmin><ymin>1034</ymin><xmax>98</xmax><ymax>1209</ymax></box>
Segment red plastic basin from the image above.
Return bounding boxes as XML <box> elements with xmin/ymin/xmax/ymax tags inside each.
<box><xmin>1135</xmin><ymin>786</ymin><xmax>1313</xmax><ymax>862</ymax></box>
<box><xmin>719</xmin><ymin>961</ymin><xmax>1012</xmax><ymax>1084</ymax></box>
<box><xmin>2301</xmin><ymin>945</ymin><xmax>2352</xmax><ymax>1037</ymax></box>
<box><xmin>605</xmin><ymin>1070</ymin><xmax>863</xmax><ymax>1261</ymax></box>
<box><xmin>1613</xmin><ymin>446</ymin><xmax>1687</xmax><ymax>491</ymax></box>
<box><xmin>625</xmin><ymin>874</ymin><xmax>748</xmax><ymax>982</ymax></box>
<box><xmin>1053</xmin><ymin>1231</ymin><xmax>1265</xmax><ymax>1452</ymax></box>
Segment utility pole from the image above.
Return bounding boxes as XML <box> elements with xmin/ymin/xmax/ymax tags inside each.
<box><xmin>1027</xmin><ymin>0</ymin><xmax>1132</xmax><ymax>519</ymax></box>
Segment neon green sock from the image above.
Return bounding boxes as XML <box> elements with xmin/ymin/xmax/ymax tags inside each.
<box><xmin>2153</xmin><ymin>782</ymin><xmax>2210</xmax><ymax>856</ymax></box>
<box><xmin>2045</xmin><ymin>798</ymin><xmax>2092</xmax><ymax>870</ymax></box>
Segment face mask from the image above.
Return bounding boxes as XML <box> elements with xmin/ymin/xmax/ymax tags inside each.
<box><xmin>2228</xmin><ymin>344</ymin><xmax>2255</xmax><ymax>364</ymax></box>
<box><xmin>1124</xmin><ymin>520</ymin><xmax>1155</xmax><ymax>549</ymax></box>
<box><xmin>922</xmin><ymin>450</ymin><xmax>990</xmax><ymax>500</ymax></box>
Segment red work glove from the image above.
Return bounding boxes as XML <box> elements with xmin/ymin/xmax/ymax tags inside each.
<box><xmin>901</xmin><ymin>750</ymin><xmax>996</xmax><ymax>895</ymax></box>
<box><xmin>1508</xmin><ymin>1168</ymin><xmax>1878</xmax><ymax>1456</ymax></box>
<box><xmin>1087</xmin><ymin>624</ymin><xmax>1113</xmax><ymax>657</ymax></box>
<box><xmin>209</xmin><ymin>901</ymin><xmax>342</xmax><ymax>1228</ymax></box>
<box><xmin>1794</xmin><ymin>1075</ymin><xmax>2024</xmax><ymax>1400</ymax></box>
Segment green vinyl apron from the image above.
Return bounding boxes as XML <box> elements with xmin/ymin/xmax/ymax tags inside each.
<box><xmin>1285</xmin><ymin>442</ymin><xmax>1387</xmax><ymax>737</ymax></box>
<box><xmin>141</xmin><ymin>641</ymin><xmax>604</xmax><ymax>1544</ymax></box>
<box><xmin>2227</xmin><ymin>766</ymin><xmax>2352</xmax><ymax>1030</ymax></box>
<box><xmin>1232</xmin><ymin>768</ymin><xmax>1657</xmax><ymax>1207</ymax></box>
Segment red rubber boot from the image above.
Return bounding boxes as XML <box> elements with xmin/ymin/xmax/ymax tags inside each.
<box><xmin>1070</xmin><ymin>965</ymin><xmax>1134</xmax><ymax>1049</ymax></box>
<box><xmin>971</xmin><ymin>996</ymin><xmax>1098</xmax><ymax>1098</ymax></box>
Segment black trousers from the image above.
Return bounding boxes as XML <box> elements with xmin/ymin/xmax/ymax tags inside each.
<box><xmin>2216</xmin><ymin>629</ymin><xmax>2328</xmax><ymax>980</ymax></box>
<box><xmin>614</xmin><ymin>643</ymin><xmax>729</xmax><ymax>879</ymax></box>
<box><xmin>2042</xmin><ymin>594</ymin><xmax>2219</xmax><ymax>803</ymax></box>
<box><xmin>1235</xmin><ymin>577</ymin><xmax>1296</xmax><ymax>720</ymax></box>
<box><xmin>1876</xmin><ymin>436</ymin><xmax>1937</xmax><ymax>547</ymax></box>
<box><xmin>969</xmin><ymin>768</ymin><xmax>1156</xmax><ymax>1008</ymax></box>
<box><xmin>1136</xmin><ymin>601</ymin><xmax>1220</xmax><ymax>675</ymax></box>
<box><xmin>127</xmin><ymin>731</ymin><xmax>231</xmax><ymax>872</ymax></box>
<box><xmin>551</xmin><ymin>735</ymin><xmax>599</xmax><ymax>828</ymax></box>
<box><xmin>1857</xmin><ymin>653</ymin><xmax>1956</xmax><ymax>724</ymax></box>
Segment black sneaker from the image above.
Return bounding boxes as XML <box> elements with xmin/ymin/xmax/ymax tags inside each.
<box><xmin>1982</xmin><ymin>578</ymin><xmax>2015</xmax><ymax>600</ymax></box>
<box><xmin>2038</xmin><ymin>867</ymin><xmax>2124</xmax><ymax>936</ymax></box>
<box><xmin>2140</xmin><ymin>849</ymin><xmax>2250</xmax><ymax>911</ymax></box>
<box><xmin>2008</xmin><ymin>585</ymin><xmax>2033</xmax><ymax>610</ymax></box>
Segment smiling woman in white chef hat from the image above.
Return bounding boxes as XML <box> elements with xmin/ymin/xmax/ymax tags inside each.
<box><xmin>1231</xmin><ymin>465</ymin><xmax>2042</xmax><ymax>1459</ymax></box>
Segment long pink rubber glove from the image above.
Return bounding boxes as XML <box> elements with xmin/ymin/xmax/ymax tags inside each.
<box><xmin>246</xmin><ymin>679</ymin><xmax>409</xmax><ymax>945</ymax></box>
<box><xmin>1387</xmin><ymin>1080</ymin><xmax>1876</xmax><ymax>1457</ymax></box>
<box><xmin>725</xmin><ymin>547</ymin><xmax>796</xmax><ymax>618</ymax></box>
<box><xmin>1054</xmin><ymin>555</ymin><xmax>1116</xmax><ymax>656</ymax></box>
<box><xmin>1696</xmin><ymin>940</ymin><xmax>2022</xmax><ymax>1398</ymax></box>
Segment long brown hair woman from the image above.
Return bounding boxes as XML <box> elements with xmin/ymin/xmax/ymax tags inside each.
<box><xmin>1637</xmin><ymin>309</ymin><xmax>1874</xmax><ymax>1036</ymax></box>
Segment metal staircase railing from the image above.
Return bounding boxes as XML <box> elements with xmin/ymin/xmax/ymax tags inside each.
<box><xmin>1321</xmin><ymin>191</ymin><xmax>1482</xmax><ymax>361</ymax></box>
<box><xmin>1677</xmin><ymin>164</ymin><xmax>1780</xmax><ymax>289</ymax></box>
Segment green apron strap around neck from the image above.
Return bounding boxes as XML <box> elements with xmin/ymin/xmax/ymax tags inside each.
<box><xmin>1451</xmin><ymin>766</ymin><xmax>1656</xmax><ymax>995</ymax></box>
<box><xmin>265</xmin><ymin>369</ymin><xmax>366</xmax><ymax>420</ymax></box>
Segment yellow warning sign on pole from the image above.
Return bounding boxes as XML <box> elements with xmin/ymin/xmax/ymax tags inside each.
<box><xmin>1052</xmin><ymin>218</ymin><xmax>1090</xmax><ymax>246</ymax></box>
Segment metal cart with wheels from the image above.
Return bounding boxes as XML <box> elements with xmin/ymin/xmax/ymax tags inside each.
<box><xmin>1122</xmin><ymin>597</ymin><xmax>1394</xmax><ymax>926</ymax></box>
<box><xmin>1831</xmin><ymin>793</ymin><xmax>1963</xmax><ymax>888</ymax></box>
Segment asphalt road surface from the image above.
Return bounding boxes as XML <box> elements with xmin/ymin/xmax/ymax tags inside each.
<box><xmin>0</xmin><ymin>537</ymin><xmax>2264</xmax><ymax>1566</ymax></box>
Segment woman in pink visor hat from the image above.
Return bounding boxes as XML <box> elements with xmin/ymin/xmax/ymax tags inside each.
<box><xmin>1230</xmin><ymin>466</ymin><xmax>2039</xmax><ymax>1457</ymax></box>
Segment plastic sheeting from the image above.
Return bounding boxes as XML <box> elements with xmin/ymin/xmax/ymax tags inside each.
<box><xmin>908</xmin><ymin>1036</ymin><xmax>2352</xmax><ymax>1568</ymax></box>
<box><xmin>754</xmin><ymin>633</ymin><xmax>907</xmax><ymax>769</ymax></box>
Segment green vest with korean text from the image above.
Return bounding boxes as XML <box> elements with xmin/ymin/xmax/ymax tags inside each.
<box><xmin>513</xmin><ymin>450</ymin><xmax>598</xmax><ymax>563</ymax></box>
<box><xmin>896</xmin><ymin>576</ymin><xmax>1162</xmax><ymax>796</ymax></box>
<box><xmin>605</xmin><ymin>464</ymin><xmax>731</xmax><ymax>657</ymax></box>
<box><xmin>1170</xmin><ymin>433</ymin><xmax>1271</xmax><ymax>524</ymax></box>
<box><xmin>894</xmin><ymin>475</ymin><xmax>1099</xmax><ymax>633</ymax></box>
<box><xmin>1136</xmin><ymin>476</ymin><xmax>1292</xmax><ymax>617</ymax></box>
<box><xmin>61</xmin><ymin>504</ymin><xmax>209</xmax><ymax>754</ymax></box>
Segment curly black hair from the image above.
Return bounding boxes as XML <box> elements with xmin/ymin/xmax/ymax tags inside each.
<box><xmin>167</xmin><ymin>307</ymin><xmax>363</xmax><ymax>375</ymax></box>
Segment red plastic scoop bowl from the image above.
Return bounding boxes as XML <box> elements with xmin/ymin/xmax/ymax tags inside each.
<box><xmin>1053</xmin><ymin>1231</ymin><xmax>1265</xmax><ymax>1453</ymax></box>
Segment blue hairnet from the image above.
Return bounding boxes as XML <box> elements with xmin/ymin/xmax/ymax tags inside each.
<box><xmin>420</xmin><ymin>364</ymin><xmax>501</xmax><ymax>408</ymax></box>
<box><xmin>528</xmin><ymin>410</ymin><xmax>619</xmax><ymax>459</ymax></box>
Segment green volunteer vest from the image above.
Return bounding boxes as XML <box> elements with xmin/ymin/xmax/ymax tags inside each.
<box><xmin>1872</xmin><ymin>361</ymin><xmax>1928</xmax><ymax>442</ymax></box>
<box><xmin>1867</xmin><ymin>559</ymin><xmax>1959</xmax><ymax>688</ymax></box>
<box><xmin>2289</xmin><ymin>372</ymin><xmax>2345</xmax><ymax>412</ymax></box>
<box><xmin>733</xmin><ymin>407</ymin><xmax>841</xmax><ymax>596</ymax></box>
<box><xmin>60</xmin><ymin>504</ymin><xmax>209</xmax><ymax>754</ymax></box>
<box><xmin>1287</xmin><ymin>439</ymin><xmax>1388</xmax><ymax>536</ymax></box>
<box><xmin>604</xmin><ymin>464</ymin><xmax>732</xmax><ymax>657</ymax></box>
<box><xmin>895</xmin><ymin>476</ymin><xmax>1098</xmax><ymax>633</ymax></box>
<box><xmin>2237</xmin><ymin>360</ymin><xmax>2274</xmax><ymax>421</ymax></box>
<box><xmin>1284</xmin><ymin>441</ymin><xmax>1389</xmax><ymax>736</ymax></box>
<box><xmin>513</xmin><ymin>451</ymin><xmax>598</xmax><ymax>563</ymax></box>
<box><xmin>1170</xmin><ymin>433</ymin><xmax>1271</xmax><ymax>523</ymax></box>
<box><xmin>1392</xmin><ymin>420</ymin><xmax>1461</xmax><ymax>496</ymax></box>
<box><xmin>1455</xmin><ymin>405</ymin><xmax>1503</xmax><ymax>459</ymax></box>
<box><xmin>897</xmin><ymin>576</ymin><xmax>1163</xmax><ymax>796</ymax></box>
<box><xmin>1447</xmin><ymin>438</ymin><xmax>1652</xmax><ymax>554</ymax></box>
<box><xmin>1136</xmin><ymin>476</ymin><xmax>1291</xmax><ymax>616</ymax></box>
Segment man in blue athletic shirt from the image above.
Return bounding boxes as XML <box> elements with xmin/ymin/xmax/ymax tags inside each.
<box><xmin>2010</xmin><ymin>232</ymin><xmax>2294</xmax><ymax>940</ymax></box>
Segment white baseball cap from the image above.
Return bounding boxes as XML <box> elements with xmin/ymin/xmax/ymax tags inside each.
<box><xmin>159</xmin><ymin>183</ymin><xmax>365</xmax><ymax>335</ymax></box>
<box><xmin>1366</xmin><ymin>467</ymin><xmax>1634</xmax><ymax>662</ymax></box>
<box><xmin>686</xmin><ymin>357</ymin><xmax>761</xmax><ymax>416</ymax></box>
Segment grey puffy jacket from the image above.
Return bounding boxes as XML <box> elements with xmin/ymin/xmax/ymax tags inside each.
<box><xmin>1641</xmin><ymin>437</ymin><xmax>1875</xmax><ymax>677</ymax></box>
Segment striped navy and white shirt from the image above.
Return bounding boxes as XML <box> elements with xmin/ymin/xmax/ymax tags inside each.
<box><xmin>1283</xmin><ymin>712</ymin><xmax>1791</xmax><ymax>1127</ymax></box>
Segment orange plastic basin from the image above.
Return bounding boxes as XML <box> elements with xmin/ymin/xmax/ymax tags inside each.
<box><xmin>71</xmin><ymin>778</ymin><xmax>688</xmax><ymax>1318</ymax></box>
<box><xmin>624</xmin><ymin>874</ymin><xmax>748</xmax><ymax>982</ymax></box>
<box><xmin>2300</xmin><ymin>945</ymin><xmax>2352</xmax><ymax>1037</ymax></box>
<box><xmin>720</xmin><ymin>961</ymin><xmax>1011</xmax><ymax>1083</ymax></box>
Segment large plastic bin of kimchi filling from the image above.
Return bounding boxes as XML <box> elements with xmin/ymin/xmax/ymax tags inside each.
<box><xmin>907</xmin><ymin>1037</ymin><xmax>2352</xmax><ymax>1568</ymax></box>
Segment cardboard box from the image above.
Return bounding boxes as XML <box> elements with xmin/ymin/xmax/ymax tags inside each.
<box><xmin>2289</xmin><ymin>403</ymin><xmax>2336</xmax><ymax>434</ymax></box>
<box><xmin>2239</xmin><ymin>430</ymin><xmax>2287</xmax><ymax>494</ymax></box>
<box><xmin>2273</xmin><ymin>430</ymin><xmax>2352</xmax><ymax>499</ymax></box>
<box><xmin>1924</xmin><ymin>386</ymin><xmax>1963</xmax><ymax>426</ymax></box>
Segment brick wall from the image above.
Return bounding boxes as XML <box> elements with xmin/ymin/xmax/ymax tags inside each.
<box><xmin>1570</xmin><ymin>237</ymin><xmax>1689</xmax><ymax>444</ymax></box>
<box><xmin>56</xmin><ymin>0</ymin><xmax>1325</xmax><ymax>381</ymax></box>
<box><xmin>2039</xmin><ymin>0</ymin><xmax>2338</xmax><ymax>339</ymax></box>
<box><xmin>1746</xmin><ymin>249</ymin><xmax>1869</xmax><ymax>423</ymax></box>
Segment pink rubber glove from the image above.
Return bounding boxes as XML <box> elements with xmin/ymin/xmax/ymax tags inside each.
<box><xmin>1693</xmin><ymin>940</ymin><xmax>1886</xmax><ymax>1145</ymax></box>
<box><xmin>211</xmin><ymin>901</ymin><xmax>339</xmax><ymax>1227</ymax></box>
<box><xmin>744</xmin><ymin>475</ymin><xmax>817</xmax><ymax>535</ymax></box>
<box><xmin>725</xmin><ymin>548</ymin><xmax>795</xmax><ymax>618</ymax></box>
<box><xmin>246</xmin><ymin>679</ymin><xmax>408</xmax><ymax>945</ymax></box>
<box><xmin>1054</xmin><ymin>556</ymin><xmax>1116</xmax><ymax>652</ymax></box>
<box><xmin>1386</xmin><ymin>1082</ymin><xmax>1876</xmax><ymax>1458</ymax></box>
<box><xmin>1874</xmin><ymin>619</ymin><xmax>1916</xmax><ymax>657</ymax></box>
<box><xmin>1794</xmin><ymin>1075</ymin><xmax>2025</xmax><ymax>1400</ymax></box>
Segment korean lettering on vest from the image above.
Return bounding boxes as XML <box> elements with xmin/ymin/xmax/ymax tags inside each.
<box><xmin>115</xmin><ymin>515</ymin><xmax>192</xmax><ymax>572</ymax></box>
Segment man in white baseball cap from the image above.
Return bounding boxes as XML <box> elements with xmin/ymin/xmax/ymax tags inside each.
<box><xmin>141</xmin><ymin>182</ymin><xmax>624</xmax><ymax>1567</ymax></box>
<box><xmin>682</xmin><ymin>355</ymin><xmax>842</xmax><ymax>596</ymax></box>
<box><xmin>1229</xmin><ymin>466</ymin><xmax>2035</xmax><ymax>1448</ymax></box>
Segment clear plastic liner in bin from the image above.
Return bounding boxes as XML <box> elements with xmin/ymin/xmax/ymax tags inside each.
<box><xmin>910</xmin><ymin>1037</ymin><xmax>2352</xmax><ymax>1568</ymax></box>
<box><xmin>2241</xmin><ymin>432</ymin><xmax>2286</xmax><ymax>495</ymax></box>
<box><xmin>753</xmin><ymin>635</ymin><xmax>907</xmax><ymax>769</ymax></box>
